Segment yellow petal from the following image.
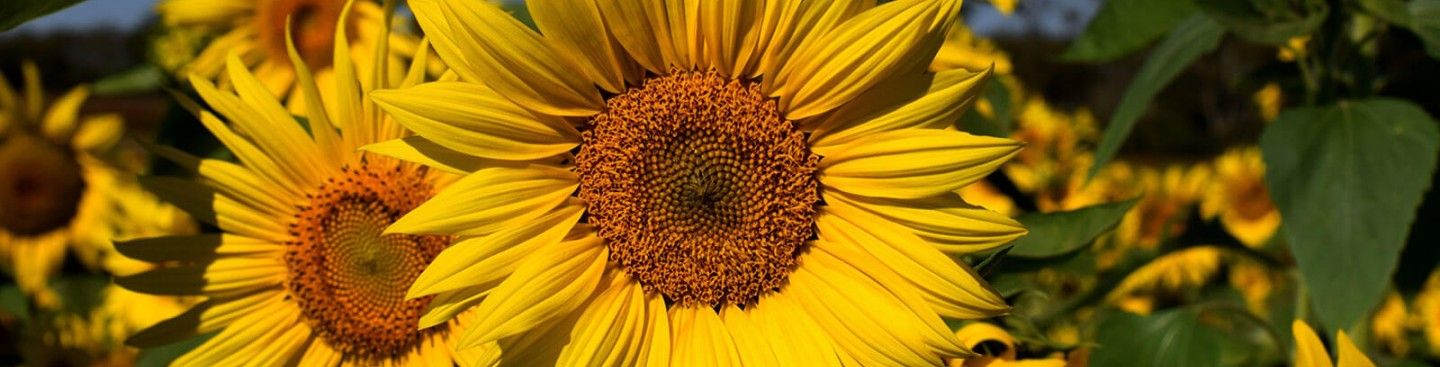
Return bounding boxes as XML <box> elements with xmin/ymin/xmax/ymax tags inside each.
<box><xmin>774</xmin><ymin>0</ymin><xmax>958</xmax><ymax>120</ymax></box>
<box><xmin>387</xmin><ymin>164</ymin><xmax>577</xmax><ymax>236</ymax></box>
<box><xmin>595</xmin><ymin>0</ymin><xmax>669</xmax><ymax>73</ymax></box>
<box><xmin>816</xmin><ymin>209</ymin><xmax>1009</xmax><ymax>319</ymax></box>
<box><xmin>72</xmin><ymin>114</ymin><xmax>124</xmax><ymax>151</ymax></box>
<box><xmin>1292</xmin><ymin>320</ymin><xmax>1334</xmax><ymax>367</ymax></box>
<box><xmin>189</xmin><ymin>85</ymin><xmax>315</xmax><ymax>193</ymax></box>
<box><xmin>115</xmin><ymin>234</ymin><xmax>280</xmax><ymax>263</ymax></box>
<box><xmin>557</xmin><ymin>279</ymin><xmax>650</xmax><ymax>366</ymax></box>
<box><xmin>812</xmin><ymin>68</ymin><xmax>990</xmax><ymax>147</ymax></box>
<box><xmin>138</xmin><ymin>176</ymin><xmax>289</xmax><ymax>241</ymax></box>
<box><xmin>409</xmin><ymin>204</ymin><xmax>584</xmax><ymax>298</ymax></box>
<box><xmin>528</xmin><ymin>0</ymin><xmax>635</xmax><ymax>93</ymax></box>
<box><xmin>785</xmin><ymin>258</ymin><xmax>942</xmax><ymax>365</ymax></box>
<box><xmin>699</xmin><ymin>0</ymin><xmax>764</xmax><ymax>77</ymax></box>
<box><xmin>719</xmin><ymin>306</ymin><xmax>779</xmax><ymax>367</ymax></box>
<box><xmin>284</xmin><ymin>20</ymin><xmax>343</xmax><ymax>165</ymax></box>
<box><xmin>669</xmin><ymin>306</ymin><xmax>743</xmax><ymax>367</ymax></box>
<box><xmin>417</xmin><ymin>284</ymin><xmax>488</xmax><ymax>329</ymax></box>
<box><xmin>40</xmin><ymin>86</ymin><xmax>89</xmax><ymax>142</ymax></box>
<box><xmin>825</xmin><ymin>191</ymin><xmax>1025</xmax><ymax>254</ymax></box>
<box><xmin>147</xmin><ymin>144</ymin><xmax>293</xmax><ymax>217</ymax></box>
<box><xmin>371</xmin><ymin>81</ymin><xmax>580</xmax><ymax>161</ymax></box>
<box><xmin>819</xmin><ymin>129</ymin><xmax>1022</xmax><ymax>199</ymax></box>
<box><xmin>362</xmin><ymin>136</ymin><xmax>492</xmax><ymax>175</ymax></box>
<box><xmin>953</xmin><ymin>323</ymin><xmax>1017</xmax><ymax>358</ymax></box>
<box><xmin>754</xmin><ymin>0</ymin><xmax>872</xmax><ymax>80</ymax></box>
<box><xmin>223</xmin><ymin>53</ymin><xmax>325</xmax><ymax>179</ymax></box>
<box><xmin>458</xmin><ymin>235</ymin><xmax>608</xmax><ymax>348</ymax></box>
<box><xmin>156</xmin><ymin>0</ymin><xmax>253</xmax><ymax>25</ymax></box>
<box><xmin>1336</xmin><ymin>330</ymin><xmax>1377</xmax><ymax>367</ymax></box>
<box><xmin>298</xmin><ymin>337</ymin><xmax>341</xmax><ymax>367</ymax></box>
<box><xmin>640</xmin><ymin>291</ymin><xmax>673</xmax><ymax>367</ymax></box>
<box><xmin>126</xmin><ymin>291</ymin><xmax>282</xmax><ymax>348</ymax></box>
<box><xmin>115</xmin><ymin>255</ymin><xmax>284</xmax><ymax>297</ymax></box>
<box><xmin>410</xmin><ymin>0</ymin><xmax>603</xmax><ymax>117</ymax></box>
<box><xmin>747</xmin><ymin>293</ymin><xmax>843</xmax><ymax>366</ymax></box>
<box><xmin>173</xmin><ymin>302</ymin><xmax>296</xmax><ymax>367</ymax></box>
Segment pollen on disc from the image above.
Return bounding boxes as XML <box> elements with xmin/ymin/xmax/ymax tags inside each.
<box><xmin>576</xmin><ymin>70</ymin><xmax>820</xmax><ymax>308</ymax></box>
<box><xmin>285</xmin><ymin>159</ymin><xmax>449</xmax><ymax>359</ymax></box>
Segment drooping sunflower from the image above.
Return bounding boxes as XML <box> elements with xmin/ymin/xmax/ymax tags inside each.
<box><xmin>1201</xmin><ymin>147</ymin><xmax>1280</xmax><ymax>248</ymax></box>
<box><xmin>154</xmin><ymin>0</ymin><xmax>423</xmax><ymax>106</ymax></box>
<box><xmin>371</xmin><ymin>0</ymin><xmax>1026</xmax><ymax>364</ymax></box>
<box><xmin>0</xmin><ymin>62</ymin><xmax>126</xmax><ymax>307</ymax></box>
<box><xmin>116</xmin><ymin>7</ymin><xmax>482</xmax><ymax>365</ymax></box>
<box><xmin>947</xmin><ymin>322</ymin><xmax>1068</xmax><ymax>367</ymax></box>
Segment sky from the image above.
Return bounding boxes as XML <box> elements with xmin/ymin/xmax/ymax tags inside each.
<box><xmin>5</xmin><ymin>0</ymin><xmax>1095</xmax><ymax>39</ymax></box>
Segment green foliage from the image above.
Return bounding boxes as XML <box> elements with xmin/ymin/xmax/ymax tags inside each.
<box><xmin>1087</xmin><ymin>15</ymin><xmax>1226</xmax><ymax>180</ymax></box>
<box><xmin>1008</xmin><ymin>199</ymin><xmax>1139</xmax><ymax>258</ymax></box>
<box><xmin>957</xmin><ymin>81</ymin><xmax>1013</xmax><ymax>138</ymax></box>
<box><xmin>93</xmin><ymin>65</ymin><xmax>165</xmax><ymax>96</ymax></box>
<box><xmin>1406</xmin><ymin>0</ymin><xmax>1440</xmax><ymax>59</ymax></box>
<box><xmin>1195</xmin><ymin>0</ymin><xmax>1327</xmax><ymax>44</ymax></box>
<box><xmin>1261</xmin><ymin>98</ymin><xmax>1440</xmax><ymax>332</ymax></box>
<box><xmin>0</xmin><ymin>0</ymin><xmax>86</xmax><ymax>31</ymax></box>
<box><xmin>1061</xmin><ymin>0</ymin><xmax>1198</xmax><ymax>62</ymax></box>
<box><xmin>135</xmin><ymin>333</ymin><xmax>215</xmax><ymax>367</ymax></box>
<box><xmin>0</xmin><ymin>285</ymin><xmax>27</xmax><ymax>322</ymax></box>
<box><xmin>1088</xmin><ymin>307</ymin><xmax>1224</xmax><ymax>367</ymax></box>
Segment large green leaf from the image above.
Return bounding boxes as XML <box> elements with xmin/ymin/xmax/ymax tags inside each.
<box><xmin>1007</xmin><ymin>199</ymin><xmax>1139</xmax><ymax>258</ymax></box>
<box><xmin>1087</xmin><ymin>15</ymin><xmax>1225</xmax><ymax>180</ymax></box>
<box><xmin>0</xmin><ymin>0</ymin><xmax>86</xmax><ymax>31</ymax></box>
<box><xmin>1261</xmin><ymin>99</ymin><xmax>1440</xmax><ymax>332</ymax></box>
<box><xmin>1195</xmin><ymin>0</ymin><xmax>1327</xmax><ymax>44</ymax></box>
<box><xmin>1060</xmin><ymin>0</ymin><xmax>1198</xmax><ymax>62</ymax></box>
<box><xmin>1089</xmin><ymin>308</ymin><xmax>1224</xmax><ymax>367</ymax></box>
<box><xmin>1408</xmin><ymin>0</ymin><xmax>1440</xmax><ymax>59</ymax></box>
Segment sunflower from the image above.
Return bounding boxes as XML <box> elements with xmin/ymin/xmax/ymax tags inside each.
<box><xmin>1106</xmin><ymin>246</ymin><xmax>1224</xmax><ymax>314</ymax></box>
<box><xmin>155</xmin><ymin>0</ymin><xmax>424</xmax><ymax>107</ymax></box>
<box><xmin>370</xmin><ymin>0</ymin><xmax>1026</xmax><ymax>364</ymax></box>
<box><xmin>0</xmin><ymin>62</ymin><xmax>126</xmax><ymax>307</ymax></box>
<box><xmin>116</xmin><ymin>6</ymin><xmax>482</xmax><ymax>365</ymax></box>
<box><xmin>1416</xmin><ymin>271</ymin><xmax>1440</xmax><ymax>355</ymax></box>
<box><xmin>1201</xmin><ymin>147</ymin><xmax>1280</xmax><ymax>248</ymax></box>
<box><xmin>1293</xmin><ymin>320</ymin><xmax>1375</xmax><ymax>367</ymax></box>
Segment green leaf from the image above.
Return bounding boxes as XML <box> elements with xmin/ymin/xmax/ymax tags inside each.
<box><xmin>956</xmin><ymin>81</ymin><xmax>1013</xmax><ymax>138</ymax></box>
<box><xmin>0</xmin><ymin>0</ymin><xmax>86</xmax><ymax>31</ymax></box>
<box><xmin>93</xmin><ymin>65</ymin><xmax>165</xmax><ymax>96</ymax></box>
<box><xmin>1089</xmin><ymin>308</ymin><xmax>1224</xmax><ymax>367</ymax></box>
<box><xmin>1087</xmin><ymin>15</ymin><xmax>1225</xmax><ymax>180</ymax></box>
<box><xmin>1060</xmin><ymin>0</ymin><xmax>1198</xmax><ymax>62</ymax></box>
<box><xmin>1261</xmin><ymin>99</ymin><xmax>1440</xmax><ymax>332</ymax></box>
<box><xmin>1195</xmin><ymin>0</ymin><xmax>1327</xmax><ymax>44</ymax></box>
<box><xmin>1407</xmin><ymin>0</ymin><xmax>1440</xmax><ymax>59</ymax></box>
<box><xmin>0</xmin><ymin>285</ymin><xmax>28</xmax><ymax>322</ymax></box>
<box><xmin>1007</xmin><ymin>198</ymin><xmax>1139</xmax><ymax>258</ymax></box>
<box><xmin>135</xmin><ymin>332</ymin><xmax>215</xmax><ymax>367</ymax></box>
<box><xmin>1357</xmin><ymin>0</ymin><xmax>1413</xmax><ymax>25</ymax></box>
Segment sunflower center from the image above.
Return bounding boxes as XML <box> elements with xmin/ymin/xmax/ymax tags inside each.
<box><xmin>257</xmin><ymin>0</ymin><xmax>344</xmax><ymax>71</ymax></box>
<box><xmin>285</xmin><ymin>160</ymin><xmax>448</xmax><ymax>358</ymax></box>
<box><xmin>577</xmin><ymin>70</ymin><xmax>820</xmax><ymax>308</ymax></box>
<box><xmin>0</xmin><ymin>133</ymin><xmax>85</xmax><ymax>236</ymax></box>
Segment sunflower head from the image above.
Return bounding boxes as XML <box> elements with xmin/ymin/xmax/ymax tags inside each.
<box><xmin>0</xmin><ymin>62</ymin><xmax>125</xmax><ymax>301</ymax></box>
<box><xmin>256</xmin><ymin>0</ymin><xmax>347</xmax><ymax>70</ymax></box>
<box><xmin>371</xmin><ymin>0</ymin><xmax>1029</xmax><ymax>364</ymax></box>
<box><xmin>119</xmin><ymin>3</ymin><xmax>480</xmax><ymax>364</ymax></box>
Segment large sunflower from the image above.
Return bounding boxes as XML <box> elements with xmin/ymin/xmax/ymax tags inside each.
<box><xmin>0</xmin><ymin>62</ymin><xmax>126</xmax><ymax>306</ymax></box>
<box><xmin>155</xmin><ymin>0</ymin><xmax>423</xmax><ymax>106</ymax></box>
<box><xmin>371</xmin><ymin>0</ymin><xmax>1026</xmax><ymax>364</ymax></box>
<box><xmin>117</xmin><ymin>7</ymin><xmax>482</xmax><ymax>365</ymax></box>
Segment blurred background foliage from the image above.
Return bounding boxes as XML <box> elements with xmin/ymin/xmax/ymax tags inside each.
<box><xmin>1</xmin><ymin>0</ymin><xmax>1438</xmax><ymax>366</ymax></box>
